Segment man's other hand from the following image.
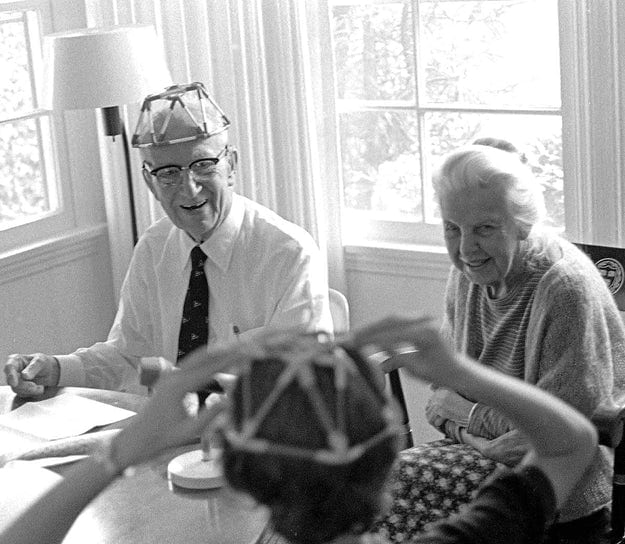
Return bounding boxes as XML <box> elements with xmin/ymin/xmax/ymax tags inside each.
<box><xmin>4</xmin><ymin>353</ymin><xmax>60</xmax><ymax>397</ymax></box>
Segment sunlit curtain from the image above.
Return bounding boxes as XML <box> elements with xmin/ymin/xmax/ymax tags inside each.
<box><xmin>85</xmin><ymin>0</ymin><xmax>345</xmax><ymax>286</ymax></box>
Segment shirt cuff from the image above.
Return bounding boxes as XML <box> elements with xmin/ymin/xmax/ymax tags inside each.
<box><xmin>54</xmin><ymin>354</ymin><xmax>86</xmax><ymax>387</ymax></box>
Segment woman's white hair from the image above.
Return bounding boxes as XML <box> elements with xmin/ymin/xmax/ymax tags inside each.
<box><xmin>433</xmin><ymin>144</ymin><xmax>546</xmax><ymax>236</ymax></box>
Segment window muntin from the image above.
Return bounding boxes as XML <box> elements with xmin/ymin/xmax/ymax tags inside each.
<box><xmin>330</xmin><ymin>0</ymin><xmax>562</xmax><ymax>245</ymax></box>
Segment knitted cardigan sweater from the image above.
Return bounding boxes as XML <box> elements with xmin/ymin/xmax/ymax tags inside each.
<box><xmin>441</xmin><ymin>234</ymin><xmax>625</xmax><ymax>521</ymax></box>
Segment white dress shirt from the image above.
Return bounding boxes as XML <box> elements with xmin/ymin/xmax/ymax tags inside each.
<box><xmin>55</xmin><ymin>195</ymin><xmax>332</xmax><ymax>391</ymax></box>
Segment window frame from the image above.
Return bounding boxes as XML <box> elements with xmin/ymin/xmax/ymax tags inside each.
<box><xmin>311</xmin><ymin>0</ymin><xmax>625</xmax><ymax>251</ymax></box>
<box><xmin>0</xmin><ymin>0</ymin><xmax>76</xmax><ymax>255</ymax></box>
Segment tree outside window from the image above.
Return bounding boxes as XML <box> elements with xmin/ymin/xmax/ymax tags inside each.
<box><xmin>0</xmin><ymin>8</ymin><xmax>58</xmax><ymax>230</ymax></box>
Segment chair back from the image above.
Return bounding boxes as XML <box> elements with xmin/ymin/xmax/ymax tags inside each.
<box><xmin>575</xmin><ymin>243</ymin><xmax>625</xmax><ymax>311</ymax></box>
<box><xmin>575</xmin><ymin>243</ymin><xmax>625</xmax><ymax>542</ymax></box>
<box><xmin>329</xmin><ymin>288</ymin><xmax>350</xmax><ymax>333</ymax></box>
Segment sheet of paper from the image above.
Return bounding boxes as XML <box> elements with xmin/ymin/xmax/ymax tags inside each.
<box><xmin>0</xmin><ymin>394</ymin><xmax>136</xmax><ymax>440</ymax></box>
<box><xmin>0</xmin><ymin>425</ymin><xmax>48</xmax><ymax>466</ymax></box>
<box><xmin>6</xmin><ymin>455</ymin><xmax>89</xmax><ymax>468</ymax></box>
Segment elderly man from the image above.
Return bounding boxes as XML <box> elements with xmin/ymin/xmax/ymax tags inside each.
<box><xmin>4</xmin><ymin>82</ymin><xmax>332</xmax><ymax>397</ymax></box>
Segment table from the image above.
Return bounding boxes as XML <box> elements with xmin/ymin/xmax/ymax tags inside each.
<box><xmin>0</xmin><ymin>386</ymin><xmax>268</xmax><ymax>544</ymax></box>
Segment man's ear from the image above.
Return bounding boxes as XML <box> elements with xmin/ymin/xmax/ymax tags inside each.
<box><xmin>142</xmin><ymin>166</ymin><xmax>160</xmax><ymax>200</ymax></box>
<box><xmin>227</xmin><ymin>146</ymin><xmax>238</xmax><ymax>187</ymax></box>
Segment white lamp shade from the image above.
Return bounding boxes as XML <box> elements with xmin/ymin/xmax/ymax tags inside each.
<box><xmin>42</xmin><ymin>24</ymin><xmax>172</xmax><ymax>110</ymax></box>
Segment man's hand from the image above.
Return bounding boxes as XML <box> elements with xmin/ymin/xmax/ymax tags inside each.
<box><xmin>460</xmin><ymin>429</ymin><xmax>530</xmax><ymax>467</ymax></box>
<box><xmin>426</xmin><ymin>388</ymin><xmax>475</xmax><ymax>430</ymax></box>
<box><xmin>112</xmin><ymin>341</ymin><xmax>248</xmax><ymax>469</ymax></box>
<box><xmin>4</xmin><ymin>353</ymin><xmax>60</xmax><ymax>397</ymax></box>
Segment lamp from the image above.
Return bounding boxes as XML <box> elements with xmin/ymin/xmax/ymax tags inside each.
<box><xmin>42</xmin><ymin>24</ymin><xmax>173</xmax><ymax>244</ymax></box>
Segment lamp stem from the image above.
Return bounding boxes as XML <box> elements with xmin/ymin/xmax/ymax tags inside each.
<box><xmin>120</xmin><ymin>120</ymin><xmax>139</xmax><ymax>245</ymax></box>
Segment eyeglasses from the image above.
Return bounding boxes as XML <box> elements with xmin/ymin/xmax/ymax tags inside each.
<box><xmin>144</xmin><ymin>146</ymin><xmax>230</xmax><ymax>188</ymax></box>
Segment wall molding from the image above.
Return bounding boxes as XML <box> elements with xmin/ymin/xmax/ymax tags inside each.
<box><xmin>0</xmin><ymin>224</ymin><xmax>108</xmax><ymax>286</ymax></box>
<box><xmin>345</xmin><ymin>244</ymin><xmax>450</xmax><ymax>280</ymax></box>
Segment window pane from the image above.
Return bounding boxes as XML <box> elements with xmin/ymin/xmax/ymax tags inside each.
<box><xmin>0</xmin><ymin>11</ymin><xmax>35</xmax><ymax>118</ymax></box>
<box><xmin>0</xmin><ymin>117</ymin><xmax>56</xmax><ymax>229</ymax></box>
<box><xmin>329</xmin><ymin>0</ymin><xmax>563</xmax><ymax>243</ymax></box>
<box><xmin>332</xmin><ymin>2</ymin><xmax>415</xmax><ymax>101</ymax></box>
<box><xmin>339</xmin><ymin>110</ymin><xmax>422</xmax><ymax>218</ymax></box>
<box><xmin>421</xmin><ymin>0</ymin><xmax>560</xmax><ymax>107</ymax></box>
<box><xmin>426</xmin><ymin>112</ymin><xmax>563</xmax><ymax>228</ymax></box>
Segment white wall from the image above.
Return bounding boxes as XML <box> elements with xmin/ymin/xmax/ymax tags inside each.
<box><xmin>0</xmin><ymin>1</ymin><xmax>118</xmax><ymax>385</ymax></box>
<box><xmin>345</xmin><ymin>245</ymin><xmax>450</xmax><ymax>444</ymax></box>
<box><xmin>0</xmin><ymin>227</ymin><xmax>116</xmax><ymax>383</ymax></box>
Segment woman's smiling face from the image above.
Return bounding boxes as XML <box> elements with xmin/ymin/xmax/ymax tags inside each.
<box><xmin>440</xmin><ymin>183</ymin><xmax>526</xmax><ymax>298</ymax></box>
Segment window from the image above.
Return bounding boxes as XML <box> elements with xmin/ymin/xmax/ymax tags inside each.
<box><xmin>0</xmin><ymin>0</ymin><xmax>72</xmax><ymax>253</ymax></box>
<box><xmin>325</xmin><ymin>0</ymin><xmax>562</xmax><ymax>246</ymax></box>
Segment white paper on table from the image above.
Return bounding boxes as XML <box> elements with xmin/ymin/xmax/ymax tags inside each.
<box><xmin>0</xmin><ymin>394</ymin><xmax>136</xmax><ymax>440</ymax></box>
<box><xmin>0</xmin><ymin>425</ymin><xmax>48</xmax><ymax>465</ymax></box>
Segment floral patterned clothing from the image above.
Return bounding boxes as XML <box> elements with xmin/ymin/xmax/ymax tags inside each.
<box><xmin>372</xmin><ymin>440</ymin><xmax>497</xmax><ymax>542</ymax></box>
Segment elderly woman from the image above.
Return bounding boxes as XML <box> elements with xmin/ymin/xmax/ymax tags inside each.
<box><xmin>373</xmin><ymin>143</ymin><xmax>625</xmax><ymax>544</ymax></box>
<box><xmin>1</xmin><ymin>322</ymin><xmax>599</xmax><ymax>544</ymax></box>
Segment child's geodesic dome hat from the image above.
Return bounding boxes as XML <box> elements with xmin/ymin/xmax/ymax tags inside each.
<box><xmin>222</xmin><ymin>331</ymin><xmax>400</xmax><ymax>466</ymax></box>
<box><xmin>131</xmin><ymin>81</ymin><xmax>230</xmax><ymax>148</ymax></box>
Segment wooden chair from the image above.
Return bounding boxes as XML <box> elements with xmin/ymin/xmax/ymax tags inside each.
<box><xmin>328</xmin><ymin>288</ymin><xmax>350</xmax><ymax>334</ymax></box>
<box><xmin>389</xmin><ymin>367</ymin><xmax>414</xmax><ymax>448</ymax></box>
<box><xmin>576</xmin><ymin>243</ymin><xmax>625</xmax><ymax>542</ymax></box>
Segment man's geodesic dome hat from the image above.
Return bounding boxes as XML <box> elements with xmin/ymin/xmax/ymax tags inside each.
<box><xmin>131</xmin><ymin>82</ymin><xmax>230</xmax><ymax>148</ymax></box>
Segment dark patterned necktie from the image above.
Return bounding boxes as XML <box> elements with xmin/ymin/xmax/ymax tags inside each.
<box><xmin>177</xmin><ymin>246</ymin><xmax>222</xmax><ymax>403</ymax></box>
<box><xmin>177</xmin><ymin>246</ymin><xmax>208</xmax><ymax>361</ymax></box>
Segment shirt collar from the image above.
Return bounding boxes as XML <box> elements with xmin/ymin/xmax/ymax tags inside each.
<box><xmin>199</xmin><ymin>194</ymin><xmax>244</xmax><ymax>272</ymax></box>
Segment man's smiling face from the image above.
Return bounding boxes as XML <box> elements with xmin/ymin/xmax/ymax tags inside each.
<box><xmin>141</xmin><ymin>133</ymin><xmax>233</xmax><ymax>242</ymax></box>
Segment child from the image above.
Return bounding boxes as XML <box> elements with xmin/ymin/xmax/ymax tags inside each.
<box><xmin>1</xmin><ymin>318</ymin><xmax>597</xmax><ymax>544</ymax></box>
